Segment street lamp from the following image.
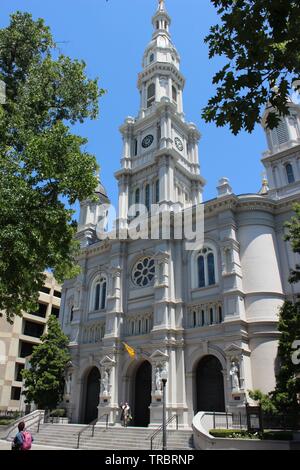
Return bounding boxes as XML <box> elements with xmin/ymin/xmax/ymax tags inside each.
<box><xmin>161</xmin><ymin>368</ymin><xmax>168</xmax><ymax>451</ymax></box>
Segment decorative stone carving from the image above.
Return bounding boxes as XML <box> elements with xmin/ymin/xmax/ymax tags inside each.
<box><xmin>99</xmin><ymin>356</ymin><xmax>116</xmax><ymax>402</ymax></box>
<box><xmin>150</xmin><ymin>350</ymin><xmax>169</xmax><ymax>399</ymax></box>
<box><xmin>229</xmin><ymin>360</ymin><xmax>240</xmax><ymax>392</ymax></box>
<box><xmin>155</xmin><ymin>366</ymin><xmax>163</xmax><ymax>392</ymax></box>
<box><xmin>101</xmin><ymin>369</ymin><xmax>110</xmax><ymax>395</ymax></box>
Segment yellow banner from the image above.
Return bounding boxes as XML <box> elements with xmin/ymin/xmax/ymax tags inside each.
<box><xmin>123</xmin><ymin>342</ymin><xmax>136</xmax><ymax>359</ymax></box>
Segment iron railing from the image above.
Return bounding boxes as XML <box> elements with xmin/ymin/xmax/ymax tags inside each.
<box><xmin>149</xmin><ymin>414</ymin><xmax>179</xmax><ymax>450</ymax></box>
<box><xmin>212</xmin><ymin>412</ymin><xmax>248</xmax><ymax>431</ymax></box>
<box><xmin>211</xmin><ymin>411</ymin><xmax>300</xmax><ymax>432</ymax></box>
<box><xmin>77</xmin><ymin>414</ymin><xmax>109</xmax><ymax>449</ymax></box>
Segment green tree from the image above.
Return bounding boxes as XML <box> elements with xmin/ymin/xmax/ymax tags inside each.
<box><xmin>0</xmin><ymin>12</ymin><xmax>104</xmax><ymax>322</ymax></box>
<box><xmin>203</xmin><ymin>0</ymin><xmax>300</xmax><ymax>134</ymax></box>
<box><xmin>269</xmin><ymin>300</ymin><xmax>300</xmax><ymax>417</ymax></box>
<box><xmin>22</xmin><ymin>315</ymin><xmax>71</xmax><ymax>410</ymax></box>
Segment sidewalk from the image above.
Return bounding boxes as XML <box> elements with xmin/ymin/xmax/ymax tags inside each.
<box><xmin>0</xmin><ymin>439</ymin><xmax>73</xmax><ymax>451</ymax></box>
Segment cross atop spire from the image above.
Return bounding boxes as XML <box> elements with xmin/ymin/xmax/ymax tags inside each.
<box><xmin>158</xmin><ymin>0</ymin><xmax>166</xmax><ymax>11</ymax></box>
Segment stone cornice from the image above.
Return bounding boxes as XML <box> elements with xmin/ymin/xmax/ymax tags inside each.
<box><xmin>137</xmin><ymin>62</ymin><xmax>185</xmax><ymax>88</ymax></box>
<box><xmin>262</xmin><ymin>142</ymin><xmax>300</xmax><ymax>163</ymax></box>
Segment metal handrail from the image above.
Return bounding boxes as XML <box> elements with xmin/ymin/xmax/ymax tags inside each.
<box><xmin>77</xmin><ymin>414</ymin><xmax>109</xmax><ymax>449</ymax></box>
<box><xmin>149</xmin><ymin>414</ymin><xmax>179</xmax><ymax>450</ymax></box>
<box><xmin>6</xmin><ymin>410</ymin><xmax>45</xmax><ymax>440</ymax></box>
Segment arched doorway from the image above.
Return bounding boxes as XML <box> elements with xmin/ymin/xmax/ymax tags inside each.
<box><xmin>196</xmin><ymin>355</ymin><xmax>225</xmax><ymax>412</ymax></box>
<box><xmin>134</xmin><ymin>361</ymin><xmax>151</xmax><ymax>427</ymax></box>
<box><xmin>84</xmin><ymin>367</ymin><xmax>100</xmax><ymax>424</ymax></box>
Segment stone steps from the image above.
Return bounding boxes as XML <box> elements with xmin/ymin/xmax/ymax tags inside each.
<box><xmin>28</xmin><ymin>424</ymin><xmax>194</xmax><ymax>450</ymax></box>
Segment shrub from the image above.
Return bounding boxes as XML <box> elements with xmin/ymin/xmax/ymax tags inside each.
<box><xmin>50</xmin><ymin>408</ymin><xmax>66</xmax><ymax>418</ymax></box>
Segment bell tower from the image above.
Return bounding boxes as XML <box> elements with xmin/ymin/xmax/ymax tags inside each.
<box><xmin>261</xmin><ymin>99</ymin><xmax>300</xmax><ymax>199</ymax></box>
<box><xmin>115</xmin><ymin>0</ymin><xmax>205</xmax><ymax>223</ymax></box>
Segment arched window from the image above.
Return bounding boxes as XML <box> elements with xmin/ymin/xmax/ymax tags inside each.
<box><xmin>197</xmin><ymin>256</ymin><xmax>205</xmax><ymax>288</ymax></box>
<box><xmin>92</xmin><ymin>276</ymin><xmax>107</xmax><ymax>311</ymax></box>
<box><xmin>149</xmin><ymin>53</ymin><xmax>154</xmax><ymax>63</ymax></box>
<box><xmin>172</xmin><ymin>86</ymin><xmax>177</xmax><ymax>103</ymax></box>
<box><xmin>133</xmin><ymin>138</ymin><xmax>138</xmax><ymax>156</ymax></box>
<box><xmin>100</xmin><ymin>280</ymin><xmax>106</xmax><ymax>310</ymax></box>
<box><xmin>210</xmin><ymin>308</ymin><xmax>214</xmax><ymax>325</ymax></box>
<box><xmin>286</xmin><ymin>163</ymin><xmax>295</xmax><ymax>184</ymax></box>
<box><xmin>70</xmin><ymin>305</ymin><xmax>74</xmax><ymax>322</ymax></box>
<box><xmin>147</xmin><ymin>83</ymin><xmax>155</xmax><ymax>108</ymax></box>
<box><xmin>207</xmin><ymin>253</ymin><xmax>216</xmax><ymax>285</ymax></box>
<box><xmin>135</xmin><ymin>188</ymin><xmax>140</xmax><ymax>204</ymax></box>
<box><xmin>196</xmin><ymin>247</ymin><xmax>217</xmax><ymax>288</ymax></box>
<box><xmin>145</xmin><ymin>184</ymin><xmax>150</xmax><ymax>211</ymax></box>
<box><xmin>94</xmin><ymin>283</ymin><xmax>101</xmax><ymax>311</ymax></box>
<box><xmin>218</xmin><ymin>306</ymin><xmax>223</xmax><ymax>324</ymax></box>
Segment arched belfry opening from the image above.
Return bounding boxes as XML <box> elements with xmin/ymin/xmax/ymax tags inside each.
<box><xmin>133</xmin><ymin>361</ymin><xmax>152</xmax><ymax>427</ymax></box>
<box><xmin>84</xmin><ymin>367</ymin><xmax>101</xmax><ymax>424</ymax></box>
<box><xmin>195</xmin><ymin>355</ymin><xmax>225</xmax><ymax>413</ymax></box>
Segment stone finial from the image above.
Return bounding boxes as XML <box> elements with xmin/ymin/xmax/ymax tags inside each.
<box><xmin>217</xmin><ymin>177</ymin><xmax>233</xmax><ymax>198</ymax></box>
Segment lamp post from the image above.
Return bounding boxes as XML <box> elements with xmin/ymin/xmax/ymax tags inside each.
<box><xmin>161</xmin><ymin>368</ymin><xmax>168</xmax><ymax>451</ymax></box>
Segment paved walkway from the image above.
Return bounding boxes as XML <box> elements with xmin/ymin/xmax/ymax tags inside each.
<box><xmin>0</xmin><ymin>439</ymin><xmax>72</xmax><ymax>451</ymax></box>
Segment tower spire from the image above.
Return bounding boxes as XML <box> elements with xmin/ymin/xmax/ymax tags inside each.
<box><xmin>158</xmin><ymin>0</ymin><xmax>166</xmax><ymax>11</ymax></box>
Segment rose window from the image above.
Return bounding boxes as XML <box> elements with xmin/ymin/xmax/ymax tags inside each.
<box><xmin>132</xmin><ymin>257</ymin><xmax>155</xmax><ymax>287</ymax></box>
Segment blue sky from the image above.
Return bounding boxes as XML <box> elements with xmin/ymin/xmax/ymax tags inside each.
<box><xmin>1</xmin><ymin>0</ymin><xmax>267</xmax><ymax>211</ymax></box>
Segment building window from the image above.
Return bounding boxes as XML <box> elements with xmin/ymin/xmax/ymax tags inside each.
<box><xmin>147</xmin><ymin>83</ymin><xmax>155</xmax><ymax>108</ymax></box>
<box><xmin>11</xmin><ymin>387</ymin><xmax>21</xmax><ymax>401</ymax></box>
<box><xmin>156</xmin><ymin>21</ymin><xmax>159</xmax><ymax>29</ymax></box>
<box><xmin>133</xmin><ymin>138</ymin><xmax>138</xmax><ymax>156</ymax></box>
<box><xmin>135</xmin><ymin>188</ymin><xmax>140</xmax><ymax>204</ymax></box>
<box><xmin>19</xmin><ymin>341</ymin><xmax>34</xmax><ymax>358</ymax></box>
<box><xmin>100</xmin><ymin>281</ymin><xmax>107</xmax><ymax>310</ymax></box>
<box><xmin>196</xmin><ymin>247</ymin><xmax>217</xmax><ymax>288</ymax></box>
<box><xmin>132</xmin><ymin>257</ymin><xmax>155</xmax><ymax>287</ymax></box>
<box><xmin>15</xmin><ymin>363</ymin><xmax>25</xmax><ymax>382</ymax></box>
<box><xmin>172</xmin><ymin>85</ymin><xmax>177</xmax><ymax>103</ymax></box>
<box><xmin>207</xmin><ymin>253</ymin><xmax>216</xmax><ymax>285</ymax></box>
<box><xmin>70</xmin><ymin>306</ymin><xmax>74</xmax><ymax>322</ymax></box>
<box><xmin>218</xmin><ymin>306</ymin><xmax>223</xmax><ymax>323</ymax></box>
<box><xmin>51</xmin><ymin>306</ymin><xmax>60</xmax><ymax>318</ymax></box>
<box><xmin>23</xmin><ymin>320</ymin><xmax>44</xmax><ymax>338</ymax></box>
<box><xmin>93</xmin><ymin>277</ymin><xmax>107</xmax><ymax>311</ymax></box>
<box><xmin>201</xmin><ymin>310</ymin><xmax>205</xmax><ymax>326</ymax></box>
<box><xmin>145</xmin><ymin>184</ymin><xmax>150</xmax><ymax>211</ymax></box>
<box><xmin>149</xmin><ymin>53</ymin><xmax>154</xmax><ymax>63</ymax></box>
<box><xmin>30</xmin><ymin>302</ymin><xmax>47</xmax><ymax>318</ymax></box>
<box><xmin>53</xmin><ymin>290</ymin><xmax>61</xmax><ymax>298</ymax></box>
<box><xmin>210</xmin><ymin>308</ymin><xmax>214</xmax><ymax>325</ymax></box>
<box><xmin>39</xmin><ymin>286</ymin><xmax>50</xmax><ymax>295</ymax></box>
<box><xmin>197</xmin><ymin>256</ymin><xmax>205</xmax><ymax>288</ymax></box>
<box><xmin>286</xmin><ymin>163</ymin><xmax>295</xmax><ymax>184</ymax></box>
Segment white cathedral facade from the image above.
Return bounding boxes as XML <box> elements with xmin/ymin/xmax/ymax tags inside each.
<box><xmin>59</xmin><ymin>1</ymin><xmax>300</xmax><ymax>427</ymax></box>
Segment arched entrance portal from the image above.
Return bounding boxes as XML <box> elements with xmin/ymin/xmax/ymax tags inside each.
<box><xmin>196</xmin><ymin>355</ymin><xmax>225</xmax><ymax>412</ymax></box>
<box><xmin>84</xmin><ymin>367</ymin><xmax>100</xmax><ymax>424</ymax></box>
<box><xmin>134</xmin><ymin>361</ymin><xmax>151</xmax><ymax>427</ymax></box>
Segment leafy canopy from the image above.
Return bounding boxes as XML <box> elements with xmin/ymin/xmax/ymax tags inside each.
<box><xmin>203</xmin><ymin>0</ymin><xmax>300</xmax><ymax>134</ymax></box>
<box><xmin>22</xmin><ymin>315</ymin><xmax>71</xmax><ymax>410</ymax></box>
<box><xmin>0</xmin><ymin>12</ymin><xmax>104</xmax><ymax>322</ymax></box>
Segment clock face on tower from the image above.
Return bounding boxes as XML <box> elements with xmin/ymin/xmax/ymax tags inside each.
<box><xmin>142</xmin><ymin>134</ymin><xmax>154</xmax><ymax>149</ymax></box>
<box><xmin>175</xmin><ymin>137</ymin><xmax>183</xmax><ymax>152</ymax></box>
